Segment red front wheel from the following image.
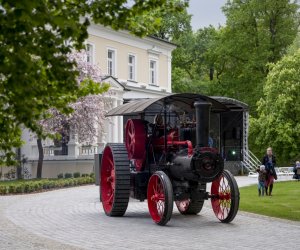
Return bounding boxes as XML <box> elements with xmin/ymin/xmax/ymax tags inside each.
<box><xmin>211</xmin><ymin>170</ymin><xmax>239</xmax><ymax>223</ymax></box>
<box><xmin>147</xmin><ymin>171</ymin><xmax>173</xmax><ymax>226</ymax></box>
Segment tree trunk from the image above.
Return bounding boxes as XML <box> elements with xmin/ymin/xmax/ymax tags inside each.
<box><xmin>37</xmin><ymin>138</ymin><xmax>44</xmax><ymax>179</ymax></box>
<box><xmin>209</xmin><ymin>67</ymin><xmax>214</xmax><ymax>81</ymax></box>
<box><xmin>16</xmin><ymin>148</ymin><xmax>22</xmax><ymax>179</ymax></box>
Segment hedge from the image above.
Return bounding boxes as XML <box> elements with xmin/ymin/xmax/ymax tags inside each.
<box><xmin>0</xmin><ymin>176</ymin><xmax>95</xmax><ymax>195</ymax></box>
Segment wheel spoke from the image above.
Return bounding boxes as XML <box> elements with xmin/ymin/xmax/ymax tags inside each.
<box><xmin>158</xmin><ymin>194</ymin><xmax>165</xmax><ymax>201</ymax></box>
<box><xmin>105</xmin><ymin>192</ymin><xmax>114</xmax><ymax>205</ymax></box>
<box><xmin>155</xmin><ymin>177</ymin><xmax>159</xmax><ymax>195</ymax></box>
<box><xmin>107</xmin><ymin>158</ymin><xmax>114</xmax><ymax>168</ymax></box>
<box><xmin>153</xmin><ymin>184</ymin><xmax>157</xmax><ymax>194</ymax></box>
<box><xmin>129</xmin><ymin>131</ymin><xmax>135</xmax><ymax>140</ymax></box>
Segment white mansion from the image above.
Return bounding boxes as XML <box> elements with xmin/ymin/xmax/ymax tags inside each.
<box><xmin>20</xmin><ymin>24</ymin><xmax>176</xmax><ymax>178</ymax></box>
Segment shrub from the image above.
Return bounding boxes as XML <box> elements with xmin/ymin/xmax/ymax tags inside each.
<box><xmin>73</xmin><ymin>178</ymin><xmax>79</xmax><ymax>186</ymax></box>
<box><xmin>81</xmin><ymin>173</ymin><xmax>89</xmax><ymax>177</ymax></box>
<box><xmin>9</xmin><ymin>185</ymin><xmax>17</xmax><ymax>193</ymax></box>
<box><xmin>0</xmin><ymin>186</ymin><xmax>7</xmax><ymax>195</ymax></box>
<box><xmin>90</xmin><ymin>172</ymin><xmax>95</xmax><ymax>178</ymax></box>
<box><xmin>34</xmin><ymin>182</ymin><xmax>43</xmax><ymax>192</ymax></box>
<box><xmin>42</xmin><ymin>182</ymin><xmax>49</xmax><ymax>189</ymax></box>
<box><xmin>0</xmin><ymin>176</ymin><xmax>96</xmax><ymax>195</ymax></box>
<box><xmin>73</xmin><ymin>172</ymin><xmax>80</xmax><ymax>178</ymax></box>
<box><xmin>69</xmin><ymin>179</ymin><xmax>75</xmax><ymax>186</ymax></box>
<box><xmin>64</xmin><ymin>173</ymin><xmax>73</xmax><ymax>179</ymax></box>
<box><xmin>15</xmin><ymin>185</ymin><xmax>24</xmax><ymax>193</ymax></box>
<box><xmin>57</xmin><ymin>173</ymin><xmax>63</xmax><ymax>179</ymax></box>
<box><xmin>47</xmin><ymin>180</ymin><xmax>55</xmax><ymax>189</ymax></box>
<box><xmin>24</xmin><ymin>183</ymin><xmax>30</xmax><ymax>193</ymax></box>
<box><xmin>56</xmin><ymin>180</ymin><xmax>64</xmax><ymax>188</ymax></box>
<box><xmin>62</xmin><ymin>180</ymin><xmax>68</xmax><ymax>187</ymax></box>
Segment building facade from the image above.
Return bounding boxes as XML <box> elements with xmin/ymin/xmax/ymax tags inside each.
<box><xmin>18</xmin><ymin>25</ymin><xmax>176</xmax><ymax>179</ymax></box>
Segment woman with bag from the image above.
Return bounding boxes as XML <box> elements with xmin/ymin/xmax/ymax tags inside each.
<box><xmin>262</xmin><ymin>147</ymin><xmax>277</xmax><ymax>196</ymax></box>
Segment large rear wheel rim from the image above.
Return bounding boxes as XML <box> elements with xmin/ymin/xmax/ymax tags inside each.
<box><xmin>126</xmin><ymin>120</ymin><xmax>135</xmax><ymax>158</ymax></box>
<box><xmin>125</xmin><ymin>119</ymin><xmax>146</xmax><ymax>159</ymax></box>
<box><xmin>101</xmin><ymin>146</ymin><xmax>115</xmax><ymax>214</ymax></box>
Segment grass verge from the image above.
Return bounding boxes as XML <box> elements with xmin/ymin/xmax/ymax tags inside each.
<box><xmin>239</xmin><ymin>181</ymin><xmax>300</xmax><ymax>221</ymax></box>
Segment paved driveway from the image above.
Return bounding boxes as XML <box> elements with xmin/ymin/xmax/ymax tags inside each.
<box><xmin>0</xmin><ymin>177</ymin><xmax>299</xmax><ymax>250</ymax></box>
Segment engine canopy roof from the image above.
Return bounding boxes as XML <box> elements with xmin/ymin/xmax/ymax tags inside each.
<box><xmin>105</xmin><ymin>93</ymin><xmax>247</xmax><ymax>117</ymax></box>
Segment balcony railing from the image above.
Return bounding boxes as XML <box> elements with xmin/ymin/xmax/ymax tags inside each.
<box><xmin>43</xmin><ymin>146</ymin><xmax>68</xmax><ymax>156</ymax></box>
<box><xmin>79</xmin><ymin>146</ymin><xmax>97</xmax><ymax>156</ymax></box>
<box><xmin>43</xmin><ymin>145</ymin><xmax>97</xmax><ymax>158</ymax></box>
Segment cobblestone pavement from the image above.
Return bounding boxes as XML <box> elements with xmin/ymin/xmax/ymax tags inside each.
<box><xmin>0</xmin><ymin>177</ymin><xmax>299</xmax><ymax>250</ymax></box>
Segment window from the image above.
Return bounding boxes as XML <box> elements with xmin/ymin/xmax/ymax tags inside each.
<box><xmin>107</xmin><ymin>49</ymin><xmax>116</xmax><ymax>76</ymax></box>
<box><xmin>86</xmin><ymin>43</ymin><xmax>93</xmax><ymax>64</ymax></box>
<box><xmin>149</xmin><ymin>60</ymin><xmax>157</xmax><ymax>85</ymax></box>
<box><xmin>128</xmin><ymin>55</ymin><xmax>136</xmax><ymax>81</ymax></box>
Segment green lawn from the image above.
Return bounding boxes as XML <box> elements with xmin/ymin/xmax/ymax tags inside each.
<box><xmin>239</xmin><ymin>181</ymin><xmax>300</xmax><ymax>221</ymax></box>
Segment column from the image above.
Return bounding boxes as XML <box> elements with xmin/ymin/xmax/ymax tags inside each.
<box><xmin>112</xmin><ymin>98</ymin><xmax>118</xmax><ymax>142</ymax></box>
<box><xmin>167</xmin><ymin>53</ymin><xmax>172</xmax><ymax>93</ymax></box>
<box><xmin>68</xmin><ymin>132</ymin><xmax>79</xmax><ymax>158</ymax></box>
<box><xmin>117</xmin><ymin>99</ymin><xmax>124</xmax><ymax>142</ymax></box>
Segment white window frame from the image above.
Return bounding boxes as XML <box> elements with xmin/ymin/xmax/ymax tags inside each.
<box><xmin>149</xmin><ymin>59</ymin><xmax>158</xmax><ymax>85</ymax></box>
<box><xmin>85</xmin><ymin>43</ymin><xmax>94</xmax><ymax>64</ymax></box>
<box><xmin>107</xmin><ymin>48</ymin><xmax>116</xmax><ymax>77</ymax></box>
<box><xmin>128</xmin><ymin>54</ymin><xmax>136</xmax><ymax>81</ymax></box>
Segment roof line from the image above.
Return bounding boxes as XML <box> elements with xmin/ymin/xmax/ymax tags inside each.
<box><xmin>147</xmin><ymin>35</ymin><xmax>178</xmax><ymax>47</ymax></box>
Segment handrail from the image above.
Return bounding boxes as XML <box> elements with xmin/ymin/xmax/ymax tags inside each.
<box><xmin>242</xmin><ymin>149</ymin><xmax>260</xmax><ymax>172</ymax></box>
<box><xmin>249</xmin><ymin>150</ymin><xmax>261</xmax><ymax>164</ymax></box>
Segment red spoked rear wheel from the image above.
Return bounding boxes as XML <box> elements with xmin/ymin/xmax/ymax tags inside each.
<box><xmin>147</xmin><ymin>171</ymin><xmax>173</xmax><ymax>226</ymax></box>
<box><xmin>211</xmin><ymin>170</ymin><xmax>239</xmax><ymax>223</ymax></box>
<box><xmin>100</xmin><ymin>144</ymin><xmax>130</xmax><ymax>216</ymax></box>
<box><xmin>125</xmin><ymin>119</ymin><xmax>146</xmax><ymax>160</ymax></box>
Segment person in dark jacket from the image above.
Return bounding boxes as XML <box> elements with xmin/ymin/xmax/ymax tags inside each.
<box><xmin>262</xmin><ymin>147</ymin><xmax>277</xmax><ymax>196</ymax></box>
<box><xmin>256</xmin><ymin>165</ymin><xmax>267</xmax><ymax>196</ymax></box>
<box><xmin>293</xmin><ymin>161</ymin><xmax>300</xmax><ymax>180</ymax></box>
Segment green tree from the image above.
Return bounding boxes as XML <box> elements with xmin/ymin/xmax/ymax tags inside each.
<box><xmin>172</xmin><ymin>26</ymin><xmax>218</xmax><ymax>94</ymax></box>
<box><xmin>250</xmin><ymin>49</ymin><xmax>300</xmax><ymax>164</ymax></box>
<box><xmin>0</xmin><ymin>0</ymin><xmax>185</xmax><ymax>166</ymax></box>
<box><xmin>287</xmin><ymin>31</ymin><xmax>300</xmax><ymax>55</ymax></box>
<box><xmin>208</xmin><ymin>0</ymin><xmax>299</xmax><ymax>109</ymax></box>
<box><xmin>153</xmin><ymin>6</ymin><xmax>192</xmax><ymax>41</ymax></box>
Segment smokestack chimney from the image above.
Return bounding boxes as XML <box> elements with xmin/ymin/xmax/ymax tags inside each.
<box><xmin>194</xmin><ymin>101</ymin><xmax>211</xmax><ymax>148</ymax></box>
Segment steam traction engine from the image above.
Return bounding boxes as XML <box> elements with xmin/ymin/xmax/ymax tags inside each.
<box><xmin>100</xmin><ymin>93</ymin><xmax>239</xmax><ymax>226</ymax></box>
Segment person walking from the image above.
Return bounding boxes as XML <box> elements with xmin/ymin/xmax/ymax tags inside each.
<box><xmin>262</xmin><ymin>147</ymin><xmax>277</xmax><ymax>196</ymax></box>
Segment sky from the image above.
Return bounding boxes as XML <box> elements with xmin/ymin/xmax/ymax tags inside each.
<box><xmin>188</xmin><ymin>0</ymin><xmax>227</xmax><ymax>30</ymax></box>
